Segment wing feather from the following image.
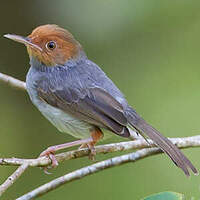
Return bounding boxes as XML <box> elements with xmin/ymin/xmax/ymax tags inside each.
<box><xmin>37</xmin><ymin>86</ymin><xmax>130</xmax><ymax>137</ymax></box>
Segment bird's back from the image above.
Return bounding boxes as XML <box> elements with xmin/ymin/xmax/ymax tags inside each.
<box><xmin>27</xmin><ymin>57</ymin><xmax>128</xmax><ymax>109</ymax></box>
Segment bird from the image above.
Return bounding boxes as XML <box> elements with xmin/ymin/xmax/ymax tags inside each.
<box><xmin>4</xmin><ymin>24</ymin><xmax>198</xmax><ymax>176</ymax></box>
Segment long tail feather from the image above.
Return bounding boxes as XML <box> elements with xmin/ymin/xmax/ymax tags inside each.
<box><xmin>126</xmin><ymin>107</ymin><xmax>198</xmax><ymax>176</ymax></box>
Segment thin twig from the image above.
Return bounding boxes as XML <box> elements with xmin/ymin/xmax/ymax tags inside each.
<box><xmin>14</xmin><ymin>148</ymin><xmax>173</xmax><ymax>200</ymax></box>
<box><xmin>0</xmin><ymin>72</ymin><xmax>26</xmax><ymax>90</ymax></box>
<box><xmin>0</xmin><ymin>163</ymin><xmax>29</xmax><ymax>196</ymax></box>
<box><xmin>0</xmin><ymin>136</ymin><xmax>199</xmax><ymax>199</ymax></box>
<box><xmin>0</xmin><ymin>136</ymin><xmax>199</xmax><ymax>168</ymax></box>
<box><xmin>17</xmin><ymin>134</ymin><xmax>200</xmax><ymax>199</ymax></box>
<box><xmin>0</xmin><ymin>72</ymin><xmax>27</xmax><ymax>196</ymax></box>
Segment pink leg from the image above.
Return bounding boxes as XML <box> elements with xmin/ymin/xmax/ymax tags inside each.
<box><xmin>80</xmin><ymin>128</ymin><xmax>104</xmax><ymax>160</ymax></box>
<box><xmin>40</xmin><ymin>128</ymin><xmax>103</xmax><ymax>169</ymax></box>
<box><xmin>40</xmin><ymin>138</ymin><xmax>94</xmax><ymax>167</ymax></box>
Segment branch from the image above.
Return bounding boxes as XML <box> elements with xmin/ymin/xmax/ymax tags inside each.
<box><xmin>16</xmin><ymin>139</ymin><xmax>199</xmax><ymax>200</ymax></box>
<box><xmin>1</xmin><ymin>135</ymin><xmax>199</xmax><ymax>168</ymax></box>
<box><xmin>16</xmin><ymin>148</ymin><xmax>160</xmax><ymax>200</ymax></box>
<box><xmin>0</xmin><ymin>135</ymin><xmax>199</xmax><ymax>199</ymax></box>
<box><xmin>0</xmin><ymin>163</ymin><xmax>29</xmax><ymax>196</ymax></box>
<box><xmin>0</xmin><ymin>72</ymin><xmax>26</xmax><ymax>90</ymax></box>
<box><xmin>0</xmin><ymin>72</ymin><xmax>199</xmax><ymax>199</ymax></box>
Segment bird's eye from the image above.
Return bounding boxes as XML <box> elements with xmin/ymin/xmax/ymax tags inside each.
<box><xmin>46</xmin><ymin>41</ymin><xmax>56</xmax><ymax>50</ymax></box>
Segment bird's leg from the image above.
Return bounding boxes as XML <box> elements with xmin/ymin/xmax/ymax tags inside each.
<box><xmin>39</xmin><ymin>128</ymin><xmax>103</xmax><ymax>168</ymax></box>
<box><xmin>79</xmin><ymin>127</ymin><xmax>103</xmax><ymax>160</ymax></box>
<box><xmin>39</xmin><ymin>137</ymin><xmax>94</xmax><ymax>168</ymax></box>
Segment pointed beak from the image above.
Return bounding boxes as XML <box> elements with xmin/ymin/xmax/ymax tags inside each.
<box><xmin>4</xmin><ymin>34</ymin><xmax>42</xmax><ymax>51</ymax></box>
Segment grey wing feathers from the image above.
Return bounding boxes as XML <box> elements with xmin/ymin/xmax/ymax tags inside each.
<box><xmin>38</xmin><ymin>86</ymin><xmax>130</xmax><ymax>137</ymax></box>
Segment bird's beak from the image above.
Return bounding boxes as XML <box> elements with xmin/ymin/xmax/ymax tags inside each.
<box><xmin>4</xmin><ymin>34</ymin><xmax>42</xmax><ymax>51</ymax></box>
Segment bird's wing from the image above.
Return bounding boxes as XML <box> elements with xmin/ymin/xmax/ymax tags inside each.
<box><xmin>37</xmin><ymin>86</ymin><xmax>130</xmax><ymax>137</ymax></box>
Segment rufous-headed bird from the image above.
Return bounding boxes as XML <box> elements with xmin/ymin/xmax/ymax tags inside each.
<box><xmin>4</xmin><ymin>24</ymin><xmax>198</xmax><ymax>176</ymax></box>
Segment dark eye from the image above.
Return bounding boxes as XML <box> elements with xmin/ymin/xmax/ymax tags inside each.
<box><xmin>46</xmin><ymin>41</ymin><xmax>56</xmax><ymax>50</ymax></box>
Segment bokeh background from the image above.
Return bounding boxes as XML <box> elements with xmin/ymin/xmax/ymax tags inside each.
<box><xmin>0</xmin><ymin>1</ymin><xmax>200</xmax><ymax>199</ymax></box>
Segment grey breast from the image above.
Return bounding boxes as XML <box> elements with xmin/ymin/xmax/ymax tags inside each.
<box><xmin>26</xmin><ymin>65</ymin><xmax>93</xmax><ymax>139</ymax></box>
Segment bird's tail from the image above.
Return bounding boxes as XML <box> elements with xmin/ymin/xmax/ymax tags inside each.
<box><xmin>125</xmin><ymin>106</ymin><xmax>198</xmax><ymax>176</ymax></box>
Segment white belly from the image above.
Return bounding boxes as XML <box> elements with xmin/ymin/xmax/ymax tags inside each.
<box><xmin>27</xmin><ymin>89</ymin><xmax>93</xmax><ymax>139</ymax></box>
<box><xmin>39</xmin><ymin>103</ymin><xmax>93</xmax><ymax>139</ymax></box>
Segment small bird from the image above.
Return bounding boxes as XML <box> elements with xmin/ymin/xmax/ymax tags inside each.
<box><xmin>4</xmin><ymin>24</ymin><xmax>198</xmax><ymax>176</ymax></box>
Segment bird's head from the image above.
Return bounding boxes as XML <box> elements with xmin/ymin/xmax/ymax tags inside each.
<box><xmin>4</xmin><ymin>24</ymin><xmax>83</xmax><ymax>66</ymax></box>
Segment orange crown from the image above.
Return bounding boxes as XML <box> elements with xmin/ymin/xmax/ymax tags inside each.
<box><xmin>4</xmin><ymin>24</ymin><xmax>82</xmax><ymax>66</ymax></box>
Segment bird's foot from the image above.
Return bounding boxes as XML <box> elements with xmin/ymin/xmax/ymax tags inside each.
<box><xmin>79</xmin><ymin>143</ymin><xmax>96</xmax><ymax>160</ymax></box>
<box><xmin>39</xmin><ymin>148</ymin><xmax>59</xmax><ymax>169</ymax></box>
<box><xmin>38</xmin><ymin>138</ymin><xmax>95</xmax><ymax>172</ymax></box>
<box><xmin>38</xmin><ymin>129</ymin><xmax>103</xmax><ymax>172</ymax></box>
<box><xmin>79</xmin><ymin>128</ymin><xmax>103</xmax><ymax>160</ymax></box>
<box><xmin>87</xmin><ymin>143</ymin><xmax>96</xmax><ymax>161</ymax></box>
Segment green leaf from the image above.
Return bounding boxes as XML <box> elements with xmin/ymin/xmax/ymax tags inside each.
<box><xmin>143</xmin><ymin>191</ymin><xmax>185</xmax><ymax>200</ymax></box>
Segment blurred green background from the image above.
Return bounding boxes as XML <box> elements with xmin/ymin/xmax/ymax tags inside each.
<box><xmin>0</xmin><ymin>0</ymin><xmax>200</xmax><ymax>199</ymax></box>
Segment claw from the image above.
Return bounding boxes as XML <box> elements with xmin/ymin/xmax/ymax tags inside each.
<box><xmin>88</xmin><ymin>147</ymin><xmax>96</xmax><ymax>161</ymax></box>
<box><xmin>49</xmin><ymin>153</ymin><xmax>59</xmax><ymax>167</ymax></box>
<box><xmin>39</xmin><ymin>149</ymin><xmax>58</xmax><ymax>173</ymax></box>
<box><xmin>37</xmin><ymin>130</ymin><xmax>103</xmax><ymax>172</ymax></box>
<box><xmin>79</xmin><ymin>143</ymin><xmax>87</xmax><ymax>150</ymax></box>
<box><xmin>43</xmin><ymin>167</ymin><xmax>52</xmax><ymax>175</ymax></box>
